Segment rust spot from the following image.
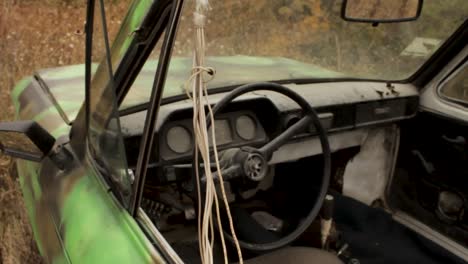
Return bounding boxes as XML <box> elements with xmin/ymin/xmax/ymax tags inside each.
<box><xmin>375</xmin><ymin>90</ymin><xmax>384</xmax><ymax>98</ymax></box>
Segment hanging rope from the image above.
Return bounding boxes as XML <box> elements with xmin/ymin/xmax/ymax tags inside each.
<box><xmin>186</xmin><ymin>1</ymin><xmax>243</xmax><ymax>263</ymax></box>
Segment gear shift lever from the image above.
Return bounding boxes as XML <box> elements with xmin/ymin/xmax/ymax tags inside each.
<box><xmin>321</xmin><ymin>194</ymin><xmax>335</xmax><ymax>248</ymax></box>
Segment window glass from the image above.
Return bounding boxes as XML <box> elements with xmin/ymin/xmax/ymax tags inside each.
<box><xmin>120</xmin><ymin>35</ymin><xmax>165</xmax><ymax>109</ymax></box>
<box><xmin>88</xmin><ymin>0</ymin><xmax>133</xmax><ymax>205</ymax></box>
<box><xmin>440</xmin><ymin>63</ymin><xmax>468</xmax><ymax>104</ymax></box>
<box><xmin>120</xmin><ymin>0</ymin><xmax>468</xmax><ymax>110</ymax></box>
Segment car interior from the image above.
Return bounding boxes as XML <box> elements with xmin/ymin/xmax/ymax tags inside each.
<box><xmin>118</xmin><ymin>74</ymin><xmax>468</xmax><ymax>263</ymax></box>
<box><xmin>87</xmin><ymin>1</ymin><xmax>468</xmax><ymax>264</ymax></box>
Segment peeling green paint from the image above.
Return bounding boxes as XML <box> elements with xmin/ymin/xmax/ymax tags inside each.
<box><xmin>9</xmin><ymin>1</ymin><xmax>166</xmax><ymax>263</ymax></box>
<box><xmin>51</xmin><ymin>126</ymin><xmax>71</xmax><ymax>139</ymax></box>
<box><xmin>61</xmin><ymin>164</ymin><xmax>163</xmax><ymax>263</ymax></box>
<box><xmin>32</xmin><ymin>102</ymin><xmax>82</xmax><ymax>123</ymax></box>
<box><xmin>30</xmin><ymin>165</ymin><xmax>43</xmax><ymax>199</ymax></box>
<box><xmin>29</xmin><ymin>55</ymin><xmax>342</xmax><ymax>120</ymax></box>
<box><xmin>17</xmin><ymin>160</ymin><xmax>46</xmax><ymax>257</ymax></box>
<box><xmin>12</xmin><ymin>77</ymin><xmax>33</xmax><ymax>115</ymax></box>
<box><xmin>113</xmin><ymin>0</ymin><xmax>154</xmax><ymax>60</ymax></box>
<box><xmin>37</xmin><ymin>64</ymin><xmax>86</xmax><ymax>80</ymax></box>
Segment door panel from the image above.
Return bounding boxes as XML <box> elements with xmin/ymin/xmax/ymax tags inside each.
<box><xmin>389</xmin><ymin>51</ymin><xmax>468</xmax><ymax>248</ymax></box>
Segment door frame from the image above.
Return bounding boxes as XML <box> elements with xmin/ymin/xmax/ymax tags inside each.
<box><xmin>420</xmin><ymin>46</ymin><xmax>468</xmax><ymax>122</ymax></box>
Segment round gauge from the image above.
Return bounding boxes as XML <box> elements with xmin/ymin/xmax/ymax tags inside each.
<box><xmin>236</xmin><ymin>115</ymin><xmax>257</xmax><ymax>140</ymax></box>
<box><xmin>166</xmin><ymin>126</ymin><xmax>192</xmax><ymax>153</ymax></box>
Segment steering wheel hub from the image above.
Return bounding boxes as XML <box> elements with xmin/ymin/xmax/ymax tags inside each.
<box><xmin>243</xmin><ymin>152</ymin><xmax>267</xmax><ymax>181</ymax></box>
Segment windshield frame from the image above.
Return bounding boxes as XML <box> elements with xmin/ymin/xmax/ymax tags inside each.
<box><xmin>408</xmin><ymin>19</ymin><xmax>468</xmax><ymax>88</ymax></box>
<box><xmin>71</xmin><ymin>0</ymin><xmax>170</xmax><ymax>147</ymax></box>
<box><xmin>70</xmin><ymin>0</ymin><xmax>173</xmax><ymax>211</ymax></box>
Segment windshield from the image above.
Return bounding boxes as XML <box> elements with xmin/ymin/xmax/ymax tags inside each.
<box><xmin>121</xmin><ymin>0</ymin><xmax>467</xmax><ymax>109</ymax></box>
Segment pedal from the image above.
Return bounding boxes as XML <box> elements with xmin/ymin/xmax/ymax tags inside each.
<box><xmin>251</xmin><ymin>211</ymin><xmax>284</xmax><ymax>232</ymax></box>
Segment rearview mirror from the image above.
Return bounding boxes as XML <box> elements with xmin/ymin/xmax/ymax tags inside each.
<box><xmin>341</xmin><ymin>0</ymin><xmax>423</xmax><ymax>24</ymax></box>
<box><xmin>0</xmin><ymin>121</ymin><xmax>55</xmax><ymax>162</ymax></box>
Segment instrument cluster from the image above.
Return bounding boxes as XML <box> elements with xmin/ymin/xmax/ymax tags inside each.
<box><xmin>160</xmin><ymin>110</ymin><xmax>267</xmax><ymax>160</ymax></box>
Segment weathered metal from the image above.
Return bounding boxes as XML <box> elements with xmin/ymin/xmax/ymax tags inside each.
<box><xmin>11</xmin><ymin>0</ymin><xmax>167</xmax><ymax>262</ymax></box>
<box><xmin>12</xmin><ymin>75</ymin><xmax>165</xmax><ymax>263</ymax></box>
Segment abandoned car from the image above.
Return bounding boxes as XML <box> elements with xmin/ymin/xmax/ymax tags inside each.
<box><xmin>0</xmin><ymin>0</ymin><xmax>467</xmax><ymax>263</ymax></box>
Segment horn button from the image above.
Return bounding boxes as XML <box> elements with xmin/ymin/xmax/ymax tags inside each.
<box><xmin>243</xmin><ymin>152</ymin><xmax>267</xmax><ymax>181</ymax></box>
<box><xmin>210</xmin><ymin>147</ymin><xmax>269</xmax><ymax>183</ymax></box>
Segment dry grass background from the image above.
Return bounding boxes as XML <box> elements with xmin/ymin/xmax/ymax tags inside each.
<box><xmin>0</xmin><ymin>1</ymin><xmax>129</xmax><ymax>263</ymax></box>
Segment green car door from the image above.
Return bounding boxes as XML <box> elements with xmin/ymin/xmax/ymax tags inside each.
<box><xmin>9</xmin><ymin>0</ymin><xmax>168</xmax><ymax>262</ymax></box>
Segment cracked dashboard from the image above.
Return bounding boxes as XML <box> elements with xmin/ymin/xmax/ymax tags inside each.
<box><xmin>121</xmin><ymin>82</ymin><xmax>419</xmax><ymax>169</ymax></box>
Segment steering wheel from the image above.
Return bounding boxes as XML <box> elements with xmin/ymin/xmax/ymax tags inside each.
<box><xmin>192</xmin><ymin>82</ymin><xmax>331</xmax><ymax>251</ymax></box>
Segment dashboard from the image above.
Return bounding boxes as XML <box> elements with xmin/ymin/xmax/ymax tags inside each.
<box><xmin>121</xmin><ymin>81</ymin><xmax>419</xmax><ymax>169</ymax></box>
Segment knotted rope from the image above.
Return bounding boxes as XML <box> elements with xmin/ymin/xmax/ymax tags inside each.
<box><xmin>186</xmin><ymin>1</ymin><xmax>243</xmax><ymax>263</ymax></box>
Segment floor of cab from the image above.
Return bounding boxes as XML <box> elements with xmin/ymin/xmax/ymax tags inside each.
<box><xmin>333</xmin><ymin>195</ymin><xmax>465</xmax><ymax>264</ymax></box>
<box><xmin>171</xmin><ymin>194</ymin><xmax>465</xmax><ymax>264</ymax></box>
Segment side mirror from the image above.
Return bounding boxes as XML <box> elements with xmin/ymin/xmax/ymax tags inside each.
<box><xmin>0</xmin><ymin>121</ymin><xmax>55</xmax><ymax>162</ymax></box>
<box><xmin>341</xmin><ymin>0</ymin><xmax>423</xmax><ymax>24</ymax></box>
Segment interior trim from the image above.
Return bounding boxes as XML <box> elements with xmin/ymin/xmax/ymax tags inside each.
<box><xmin>137</xmin><ymin>208</ymin><xmax>184</xmax><ymax>264</ymax></box>
<box><xmin>393</xmin><ymin>211</ymin><xmax>468</xmax><ymax>262</ymax></box>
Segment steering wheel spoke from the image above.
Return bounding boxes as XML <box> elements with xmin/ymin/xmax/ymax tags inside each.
<box><xmin>259</xmin><ymin>115</ymin><xmax>313</xmax><ymax>157</ymax></box>
<box><xmin>201</xmin><ymin>164</ymin><xmax>242</xmax><ymax>183</ymax></box>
